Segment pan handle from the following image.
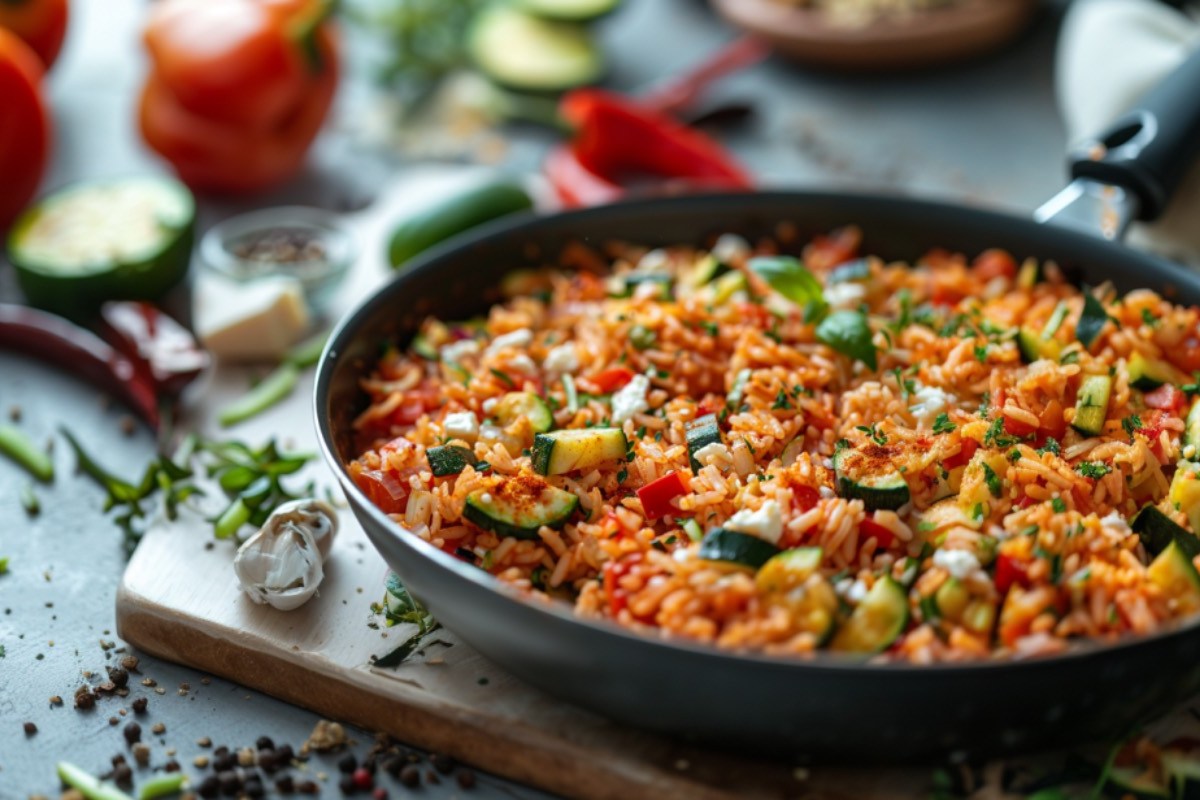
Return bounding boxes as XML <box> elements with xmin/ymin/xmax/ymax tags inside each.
<box><xmin>1067</xmin><ymin>45</ymin><xmax>1200</xmax><ymax>222</ymax></box>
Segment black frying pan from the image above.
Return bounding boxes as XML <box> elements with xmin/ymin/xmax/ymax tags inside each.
<box><xmin>315</xmin><ymin>49</ymin><xmax>1200</xmax><ymax>760</ymax></box>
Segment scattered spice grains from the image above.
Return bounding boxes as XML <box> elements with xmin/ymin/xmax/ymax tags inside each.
<box><xmin>131</xmin><ymin>696</ymin><xmax>148</xmax><ymax>714</ymax></box>
<box><xmin>73</xmin><ymin>686</ymin><xmax>96</xmax><ymax>710</ymax></box>
<box><xmin>132</xmin><ymin>742</ymin><xmax>151</xmax><ymax>767</ymax></box>
<box><xmin>23</xmin><ymin>721</ymin><xmax>37</xmax><ymax>735</ymax></box>
<box><xmin>151</xmin><ymin>721</ymin><xmax>166</xmax><ymax>735</ymax></box>
<box><xmin>301</xmin><ymin>719</ymin><xmax>346</xmax><ymax>753</ymax></box>
<box><xmin>123</xmin><ymin>721</ymin><xmax>141</xmax><ymax>744</ymax></box>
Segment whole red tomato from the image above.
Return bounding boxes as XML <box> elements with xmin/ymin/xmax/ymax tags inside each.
<box><xmin>0</xmin><ymin>27</ymin><xmax>51</xmax><ymax>230</ymax></box>
<box><xmin>0</xmin><ymin>0</ymin><xmax>68</xmax><ymax>70</ymax></box>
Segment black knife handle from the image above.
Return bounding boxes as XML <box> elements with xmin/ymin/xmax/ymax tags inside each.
<box><xmin>1068</xmin><ymin>45</ymin><xmax>1200</xmax><ymax>221</ymax></box>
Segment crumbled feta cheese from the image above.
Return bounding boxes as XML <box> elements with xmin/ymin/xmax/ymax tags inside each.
<box><xmin>693</xmin><ymin>442</ymin><xmax>731</xmax><ymax>469</ymax></box>
<box><xmin>712</xmin><ymin>233</ymin><xmax>750</xmax><ymax>265</ymax></box>
<box><xmin>486</xmin><ymin>328</ymin><xmax>532</xmax><ymax>355</ymax></box>
<box><xmin>482</xmin><ymin>397</ymin><xmax>499</xmax><ymax>413</ymax></box>
<box><xmin>444</xmin><ymin>411</ymin><xmax>479</xmax><ymax>439</ymax></box>
<box><xmin>1100</xmin><ymin>511</ymin><xmax>1131</xmax><ymax>534</ymax></box>
<box><xmin>933</xmin><ymin>548</ymin><xmax>980</xmax><ymax>580</ymax></box>
<box><xmin>909</xmin><ymin>385</ymin><xmax>956</xmax><ymax>429</ymax></box>
<box><xmin>543</xmin><ymin>343</ymin><xmax>579</xmax><ymax>373</ymax></box>
<box><xmin>824</xmin><ymin>282</ymin><xmax>867</xmax><ymax>311</ymax></box>
<box><xmin>673</xmin><ymin>547</ymin><xmax>693</xmax><ymax>563</ymax></box>
<box><xmin>846</xmin><ymin>579</ymin><xmax>869</xmax><ymax>603</ymax></box>
<box><xmin>440</xmin><ymin>339</ymin><xmax>480</xmax><ymax>363</ymax></box>
<box><xmin>725</xmin><ymin>500</ymin><xmax>784</xmax><ymax>545</ymax></box>
<box><xmin>835</xmin><ymin>578</ymin><xmax>854</xmax><ymax>597</ymax></box>
<box><xmin>633</xmin><ymin>281</ymin><xmax>666</xmax><ymax>301</ymax></box>
<box><xmin>637</xmin><ymin>248</ymin><xmax>670</xmax><ymax>272</ymax></box>
<box><xmin>611</xmin><ymin>373</ymin><xmax>651</xmax><ymax>423</ymax></box>
<box><xmin>507</xmin><ymin>354</ymin><xmax>537</xmax><ymax>374</ymax></box>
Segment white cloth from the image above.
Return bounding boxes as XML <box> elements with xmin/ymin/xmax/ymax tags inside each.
<box><xmin>1057</xmin><ymin>0</ymin><xmax>1200</xmax><ymax>263</ymax></box>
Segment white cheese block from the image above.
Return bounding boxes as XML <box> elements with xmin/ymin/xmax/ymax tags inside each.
<box><xmin>194</xmin><ymin>273</ymin><xmax>310</xmax><ymax>362</ymax></box>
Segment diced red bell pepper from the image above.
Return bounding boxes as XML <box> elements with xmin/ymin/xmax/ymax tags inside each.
<box><xmin>930</xmin><ymin>285</ymin><xmax>965</xmax><ymax>308</ymax></box>
<box><xmin>1145</xmin><ymin>384</ymin><xmax>1187</xmax><ymax>414</ymax></box>
<box><xmin>793</xmin><ymin>485</ymin><xmax>820</xmax><ymax>513</ymax></box>
<box><xmin>993</xmin><ymin>553</ymin><xmax>1030</xmax><ymax>595</ymax></box>
<box><xmin>589</xmin><ymin>366</ymin><xmax>636</xmax><ymax>393</ymax></box>
<box><xmin>604</xmin><ymin>553</ymin><xmax>648</xmax><ymax>620</ymax></box>
<box><xmin>943</xmin><ymin>438</ymin><xmax>979</xmax><ymax>470</ymax></box>
<box><xmin>1003</xmin><ymin>415</ymin><xmax>1038</xmax><ymax>438</ymax></box>
<box><xmin>859</xmin><ymin>515</ymin><xmax>895</xmax><ymax>549</ymax></box>
<box><xmin>971</xmin><ymin>249</ymin><xmax>1017</xmax><ymax>281</ymax></box>
<box><xmin>636</xmin><ymin>471</ymin><xmax>687</xmax><ymax>519</ymax></box>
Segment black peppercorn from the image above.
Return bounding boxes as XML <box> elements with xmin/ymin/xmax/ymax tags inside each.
<box><xmin>198</xmin><ymin>775</ymin><xmax>220</xmax><ymax>799</ymax></box>
<box><xmin>274</xmin><ymin>774</ymin><xmax>295</xmax><ymax>794</ymax></box>
<box><xmin>430</xmin><ymin>753</ymin><xmax>454</xmax><ymax>774</ymax></box>
<box><xmin>255</xmin><ymin>735</ymin><xmax>274</xmax><ymax>751</ymax></box>
<box><xmin>337</xmin><ymin>753</ymin><xmax>357</xmax><ymax>773</ymax></box>
<box><xmin>123</xmin><ymin>721</ymin><xmax>142</xmax><ymax>745</ymax></box>
<box><xmin>399</xmin><ymin>765</ymin><xmax>420</xmax><ymax>788</ymax></box>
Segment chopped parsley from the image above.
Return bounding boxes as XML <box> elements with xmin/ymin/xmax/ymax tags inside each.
<box><xmin>489</xmin><ymin>368</ymin><xmax>515</xmax><ymax>388</ymax></box>
<box><xmin>772</xmin><ymin>390</ymin><xmax>792</xmax><ymax>410</ymax></box>
<box><xmin>1037</xmin><ymin>437</ymin><xmax>1061</xmax><ymax>457</ymax></box>
<box><xmin>856</xmin><ymin>423</ymin><xmax>888</xmax><ymax>446</ymax></box>
<box><xmin>1051</xmin><ymin>497</ymin><xmax>1067</xmax><ymax>513</ymax></box>
<box><xmin>615</xmin><ymin>469</ymin><xmax>628</xmax><ymax>484</ymax></box>
<box><xmin>983</xmin><ymin>417</ymin><xmax>1016</xmax><ymax>448</ymax></box>
<box><xmin>1122</xmin><ymin>414</ymin><xmax>1143</xmax><ymax>439</ymax></box>
<box><xmin>973</xmin><ymin>344</ymin><xmax>989</xmax><ymax>363</ymax></box>
<box><xmin>1141</xmin><ymin>308</ymin><xmax>1160</xmax><ymax>327</ymax></box>
<box><xmin>982</xmin><ymin>462</ymin><xmax>1002</xmax><ymax>498</ymax></box>
<box><xmin>1076</xmin><ymin>461</ymin><xmax>1112</xmax><ymax>479</ymax></box>
<box><xmin>932</xmin><ymin>413</ymin><xmax>956</xmax><ymax>435</ymax></box>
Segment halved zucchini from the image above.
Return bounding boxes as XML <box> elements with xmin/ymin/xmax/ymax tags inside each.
<box><xmin>463</xmin><ymin>482</ymin><xmax>579</xmax><ymax>539</ymax></box>
<box><xmin>1072</xmin><ymin>374</ymin><xmax>1112</xmax><ymax>436</ymax></box>
<box><xmin>469</xmin><ymin>6</ymin><xmax>603</xmax><ymax>92</ymax></box>
<box><xmin>1129</xmin><ymin>352</ymin><xmax>1187</xmax><ymax>391</ymax></box>
<box><xmin>756</xmin><ymin>547</ymin><xmax>837</xmax><ymax>641</ymax></box>
<box><xmin>1132</xmin><ymin>505</ymin><xmax>1200</xmax><ymax>559</ymax></box>
<box><xmin>686</xmin><ymin>414</ymin><xmax>722</xmax><ymax>471</ymax></box>
<box><xmin>697</xmin><ymin>528</ymin><xmax>780</xmax><ymax>569</ymax></box>
<box><xmin>832</xmin><ymin>448</ymin><xmax>910</xmax><ymax>511</ymax></box>
<box><xmin>532</xmin><ymin>428</ymin><xmax>627</xmax><ymax>475</ymax></box>
<box><xmin>427</xmin><ymin>445</ymin><xmax>477</xmax><ymax>477</ymax></box>
<box><xmin>1147</xmin><ymin>540</ymin><xmax>1200</xmax><ymax>615</ymax></box>
<box><xmin>830</xmin><ymin>576</ymin><xmax>909</xmax><ymax>654</ymax></box>
<box><xmin>493</xmin><ymin>391</ymin><xmax>554</xmax><ymax>433</ymax></box>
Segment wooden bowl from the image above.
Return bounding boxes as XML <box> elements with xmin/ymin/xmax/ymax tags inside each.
<box><xmin>711</xmin><ymin>0</ymin><xmax>1039</xmax><ymax>71</ymax></box>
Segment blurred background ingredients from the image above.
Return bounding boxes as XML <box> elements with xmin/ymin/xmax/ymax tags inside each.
<box><xmin>139</xmin><ymin>0</ymin><xmax>339</xmax><ymax>193</ymax></box>
<box><xmin>0</xmin><ymin>26</ymin><xmax>51</xmax><ymax>230</ymax></box>
<box><xmin>0</xmin><ymin>0</ymin><xmax>68</xmax><ymax>68</ymax></box>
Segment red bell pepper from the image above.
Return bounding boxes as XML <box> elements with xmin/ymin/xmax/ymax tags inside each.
<box><xmin>588</xmin><ymin>366</ymin><xmax>636</xmax><ymax>393</ymax></box>
<box><xmin>636</xmin><ymin>471</ymin><xmax>687</xmax><ymax>519</ymax></box>
<box><xmin>547</xmin><ymin>89</ymin><xmax>753</xmax><ymax>208</ymax></box>
<box><xmin>993</xmin><ymin>553</ymin><xmax>1030</xmax><ymax>595</ymax></box>
<box><xmin>859</xmin><ymin>515</ymin><xmax>895</xmax><ymax>549</ymax></box>
<box><xmin>1003</xmin><ymin>415</ymin><xmax>1038</xmax><ymax>438</ymax></box>
<box><xmin>98</xmin><ymin>301</ymin><xmax>210</xmax><ymax>398</ymax></box>
<box><xmin>1144</xmin><ymin>384</ymin><xmax>1187</xmax><ymax>414</ymax></box>
<box><xmin>793</xmin><ymin>484</ymin><xmax>820</xmax><ymax>513</ymax></box>
<box><xmin>943</xmin><ymin>438</ymin><xmax>978</xmax><ymax>470</ymax></box>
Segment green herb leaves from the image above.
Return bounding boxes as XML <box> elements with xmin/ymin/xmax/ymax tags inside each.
<box><xmin>817</xmin><ymin>310</ymin><xmax>877</xmax><ymax>370</ymax></box>
<box><xmin>749</xmin><ymin>256</ymin><xmax>825</xmax><ymax>321</ymax></box>
<box><xmin>1076</xmin><ymin>293</ymin><xmax>1108</xmax><ymax>348</ymax></box>
<box><xmin>932</xmin><ymin>413</ymin><xmax>956</xmax><ymax>435</ymax></box>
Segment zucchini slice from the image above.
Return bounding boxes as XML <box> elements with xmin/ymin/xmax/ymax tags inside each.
<box><xmin>726</xmin><ymin>369</ymin><xmax>751</xmax><ymax>411</ymax></box>
<box><xmin>680</xmin><ymin>254</ymin><xmax>729</xmax><ymax>293</ymax></box>
<box><xmin>8</xmin><ymin>177</ymin><xmax>195</xmax><ymax>315</ymax></box>
<box><xmin>532</xmin><ymin>428</ymin><xmax>627</xmax><ymax>476</ymax></box>
<box><xmin>756</xmin><ymin>547</ymin><xmax>837</xmax><ymax>641</ymax></box>
<box><xmin>686</xmin><ymin>414</ymin><xmax>722</xmax><ymax>471</ymax></box>
<box><xmin>934</xmin><ymin>578</ymin><xmax>970</xmax><ymax>621</ymax></box>
<box><xmin>697</xmin><ymin>528</ymin><xmax>781</xmax><ymax>569</ymax></box>
<box><xmin>1147</xmin><ymin>540</ymin><xmax>1200</xmax><ymax>615</ymax></box>
<box><xmin>780</xmin><ymin>436</ymin><xmax>806</xmax><ymax>467</ymax></box>
<box><xmin>1016</xmin><ymin>326</ymin><xmax>1061</xmax><ymax>364</ymax></box>
<box><xmin>1186</xmin><ymin>398</ymin><xmax>1200</xmax><ymax>453</ymax></box>
<box><xmin>1016</xmin><ymin>258</ymin><xmax>1040</xmax><ymax>290</ymax></box>
<box><xmin>492</xmin><ymin>391</ymin><xmax>554</xmax><ymax>433</ymax></box>
<box><xmin>1128</xmin><ymin>352</ymin><xmax>1187</xmax><ymax>391</ymax></box>
<box><xmin>463</xmin><ymin>482</ymin><xmax>579</xmax><ymax>539</ymax></box>
<box><xmin>830</xmin><ymin>576</ymin><xmax>909</xmax><ymax>654</ymax></box>
<box><xmin>1072</xmin><ymin>374</ymin><xmax>1112</xmax><ymax>436</ymax></box>
<box><xmin>709</xmin><ymin>270</ymin><xmax>747</xmax><ymax>304</ymax></box>
<box><xmin>427</xmin><ymin>445</ymin><xmax>477</xmax><ymax>477</ymax></box>
<box><xmin>469</xmin><ymin>6</ymin><xmax>603</xmax><ymax>92</ymax></box>
<box><xmin>1169</xmin><ymin>463</ymin><xmax>1200</xmax><ymax>534</ymax></box>
<box><xmin>1132</xmin><ymin>505</ymin><xmax>1200</xmax><ymax>559</ymax></box>
<box><xmin>832</xmin><ymin>448</ymin><xmax>910</xmax><ymax>511</ymax></box>
<box><xmin>518</xmin><ymin>0</ymin><xmax>622</xmax><ymax>22</ymax></box>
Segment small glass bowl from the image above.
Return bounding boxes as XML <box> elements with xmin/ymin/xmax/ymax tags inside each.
<box><xmin>199</xmin><ymin>206</ymin><xmax>356</xmax><ymax>313</ymax></box>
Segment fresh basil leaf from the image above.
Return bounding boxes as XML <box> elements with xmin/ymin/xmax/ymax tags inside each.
<box><xmin>1077</xmin><ymin>293</ymin><xmax>1107</xmax><ymax>348</ymax></box>
<box><xmin>816</xmin><ymin>310</ymin><xmax>878</xmax><ymax>370</ymax></box>
<box><xmin>749</xmin><ymin>256</ymin><xmax>826</xmax><ymax>320</ymax></box>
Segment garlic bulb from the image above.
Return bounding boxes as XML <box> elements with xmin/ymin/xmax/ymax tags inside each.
<box><xmin>233</xmin><ymin>499</ymin><xmax>338</xmax><ymax>611</ymax></box>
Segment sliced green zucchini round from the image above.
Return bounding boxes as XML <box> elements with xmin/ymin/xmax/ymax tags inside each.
<box><xmin>8</xmin><ymin>176</ymin><xmax>195</xmax><ymax>316</ymax></box>
<box><xmin>1147</xmin><ymin>540</ymin><xmax>1200</xmax><ymax>614</ymax></box>
<box><xmin>1072</xmin><ymin>374</ymin><xmax>1112</xmax><ymax>436</ymax></box>
<box><xmin>830</xmin><ymin>576</ymin><xmax>909</xmax><ymax>654</ymax></box>
<box><xmin>756</xmin><ymin>549</ymin><xmax>838</xmax><ymax>643</ymax></box>
<box><xmin>1131</xmin><ymin>505</ymin><xmax>1200</xmax><ymax>559</ymax></box>
<box><xmin>427</xmin><ymin>445</ymin><xmax>477</xmax><ymax>477</ymax></box>
<box><xmin>518</xmin><ymin>0</ymin><xmax>621</xmax><ymax>22</ymax></box>
<box><xmin>686</xmin><ymin>414</ymin><xmax>722</xmax><ymax>471</ymax></box>
<box><xmin>697</xmin><ymin>528</ymin><xmax>781</xmax><ymax>569</ymax></box>
<box><xmin>532</xmin><ymin>428</ymin><xmax>626</xmax><ymax>476</ymax></box>
<box><xmin>833</xmin><ymin>448</ymin><xmax>910</xmax><ymax>511</ymax></box>
<box><xmin>493</xmin><ymin>391</ymin><xmax>553</xmax><ymax>433</ymax></box>
<box><xmin>469</xmin><ymin>6</ymin><xmax>603</xmax><ymax>93</ymax></box>
<box><xmin>463</xmin><ymin>482</ymin><xmax>579</xmax><ymax>539</ymax></box>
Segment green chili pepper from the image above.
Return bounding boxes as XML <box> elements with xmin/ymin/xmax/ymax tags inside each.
<box><xmin>218</xmin><ymin>363</ymin><xmax>300</xmax><ymax>428</ymax></box>
<box><xmin>56</xmin><ymin>762</ymin><xmax>135</xmax><ymax>800</ymax></box>
<box><xmin>214</xmin><ymin>497</ymin><xmax>251</xmax><ymax>540</ymax></box>
<box><xmin>0</xmin><ymin>424</ymin><xmax>53</xmax><ymax>482</ymax></box>
<box><xmin>286</xmin><ymin>330</ymin><xmax>329</xmax><ymax>369</ymax></box>
<box><xmin>139</xmin><ymin>772</ymin><xmax>187</xmax><ymax>799</ymax></box>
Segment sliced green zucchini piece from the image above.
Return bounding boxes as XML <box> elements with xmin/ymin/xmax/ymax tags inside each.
<box><xmin>1169</xmin><ymin>463</ymin><xmax>1200</xmax><ymax>534</ymax></box>
<box><xmin>832</xmin><ymin>448</ymin><xmax>910</xmax><ymax>511</ymax></box>
<box><xmin>680</xmin><ymin>254</ymin><xmax>729</xmax><ymax>293</ymax></box>
<box><xmin>518</xmin><ymin>0</ymin><xmax>621</xmax><ymax>22</ymax></box>
<box><xmin>1132</xmin><ymin>505</ymin><xmax>1200</xmax><ymax>559</ymax></box>
<box><xmin>681</xmin><ymin>518</ymin><xmax>703</xmax><ymax>542</ymax></box>
<box><xmin>1128</xmin><ymin>352</ymin><xmax>1187</xmax><ymax>391</ymax></box>
<box><xmin>1186</xmin><ymin>398</ymin><xmax>1200</xmax><ymax>452</ymax></box>
<box><xmin>780</xmin><ymin>436</ymin><xmax>805</xmax><ymax>467</ymax></box>
<box><xmin>469</xmin><ymin>6</ymin><xmax>603</xmax><ymax>92</ymax></box>
<box><xmin>427</xmin><ymin>445</ymin><xmax>477</xmax><ymax>477</ymax></box>
<box><xmin>1016</xmin><ymin>326</ymin><xmax>1061</xmax><ymax>364</ymax></box>
<box><xmin>1040</xmin><ymin>301</ymin><xmax>1069</xmax><ymax>339</ymax></box>
<box><xmin>830</xmin><ymin>576</ymin><xmax>909</xmax><ymax>654</ymax></box>
<box><xmin>1147</xmin><ymin>540</ymin><xmax>1200</xmax><ymax>615</ymax></box>
<box><xmin>709</xmin><ymin>270</ymin><xmax>747</xmax><ymax>304</ymax></box>
<box><xmin>463</xmin><ymin>482</ymin><xmax>579</xmax><ymax>539</ymax></box>
<box><xmin>934</xmin><ymin>578</ymin><xmax>970</xmax><ymax>621</ymax></box>
<box><xmin>726</xmin><ymin>368</ymin><xmax>751</xmax><ymax>411</ymax></box>
<box><xmin>756</xmin><ymin>547</ymin><xmax>837</xmax><ymax>641</ymax></box>
<box><xmin>531</xmin><ymin>427</ymin><xmax>627</xmax><ymax>476</ymax></box>
<box><xmin>411</xmin><ymin>334</ymin><xmax>439</xmax><ymax>360</ymax></box>
<box><xmin>697</xmin><ymin>528</ymin><xmax>781</xmax><ymax>569</ymax></box>
<box><xmin>8</xmin><ymin>177</ymin><xmax>195</xmax><ymax>315</ymax></box>
<box><xmin>686</xmin><ymin>414</ymin><xmax>722</xmax><ymax>471</ymax></box>
<box><xmin>492</xmin><ymin>391</ymin><xmax>553</xmax><ymax>433</ymax></box>
<box><xmin>1016</xmin><ymin>258</ymin><xmax>1040</xmax><ymax>290</ymax></box>
<box><xmin>1072</xmin><ymin>374</ymin><xmax>1112</xmax><ymax>436</ymax></box>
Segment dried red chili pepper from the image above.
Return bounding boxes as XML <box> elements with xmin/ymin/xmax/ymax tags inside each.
<box><xmin>98</xmin><ymin>301</ymin><xmax>210</xmax><ymax>398</ymax></box>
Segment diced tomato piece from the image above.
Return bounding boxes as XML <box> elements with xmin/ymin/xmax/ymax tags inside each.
<box><xmin>636</xmin><ymin>472</ymin><xmax>688</xmax><ymax>520</ymax></box>
<box><xmin>793</xmin><ymin>485</ymin><xmax>820</xmax><ymax>513</ymax></box>
<box><xmin>590</xmin><ymin>367</ymin><xmax>636</xmax><ymax>393</ymax></box>
<box><xmin>380</xmin><ymin>436</ymin><xmax>415</xmax><ymax>457</ymax></box>
<box><xmin>971</xmin><ymin>249</ymin><xmax>1017</xmax><ymax>281</ymax></box>
<box><xmin>353</xmin><ymin>467</ymin><xmax>410</xmax><ymax>515</ymax></box>
<box><xmin>943</xmin><ymin>438</ymin><xmax>979</xmax><ymax>470</ymax></box>
<box><xmin>993</xmin><ymin>553</ymin><xmax>1029</xmax><ymax>595</ymax></box>
<box><xmin>1145</xmin><ymin>384</ymin><xmax>1187</xmax><ymax>414</ymax></box>
<box><xmin>604</xmin><ymin>553</ymin><xmax>645</xmax><ymax>619</ymax></box>
<box><xmin>1003</xmin><ymin>415</ymin><xmax>1038</xmax><ymax>438</ymax></box>
<box><xmin>860</xmin><ymin>515</ymin><xmax>895</xmax><ymax>549</ymax></box>
<box><xmin>391</xmin><ymin>399</ymin><xmax>428</xmax><ymax>426</ymax></box>
<box><xmin>1170</xmin><ymin>335</ymin><xmax>1200</xmax><ymax>375</ymax></box>
<box><xmin>1039</xmin><ymin>399</ymin><xmax>1067</xmax><ymax>442</ymax></box>
<box><xmin>930</xmin><ymin>285</ymin><xmax>965</xmax><ymax>308</ymax></box>
<box><xmin>1015</xmin><ymin>494</ymin><xmax>1037</xmax><ymax>509</ymax></box>
<box><xmin>804</xmin><ymin>226</ymin><xmax>861</xmax><ymax>272</ymax></box>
